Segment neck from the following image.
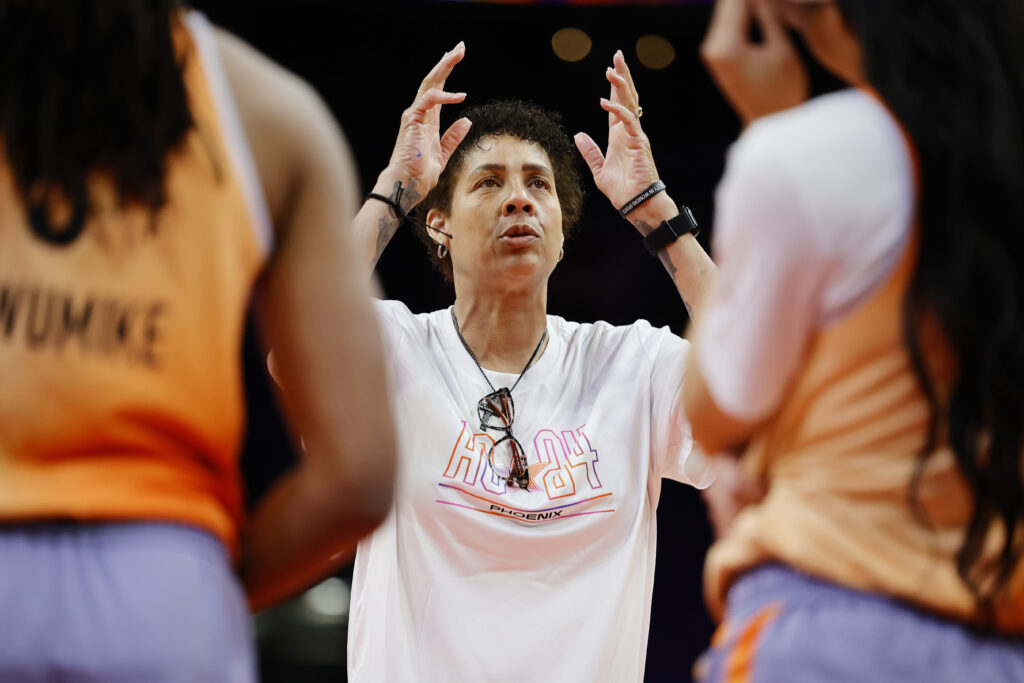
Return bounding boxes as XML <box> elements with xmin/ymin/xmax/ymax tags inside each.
<box><xmin>452</xmin><ymin>283</ymin><xmax>549</xmax><ymax>374</ymax></box>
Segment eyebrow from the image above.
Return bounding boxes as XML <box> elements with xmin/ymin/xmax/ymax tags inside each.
<box><xmin>468</xmin><ymin>163</ymin><xmax>554</xmax><ymax>176</ymax></box>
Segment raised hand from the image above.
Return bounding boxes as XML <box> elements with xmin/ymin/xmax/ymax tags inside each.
<box><xmin>575</xmin><ymin>50</ymin><xmax>717</xmax><ymax>322</ymax></box>
<box><xmin>700</xmin><ymin>0</ymin><xmax>808</xmax><ymax>125</ymax></box>
<box><xmin>574</xmin><ymin>50</ymin><xmax>662</xmax><ymax>213</ymax></box>
<box><xmin>361</xmin><ymin>42</ymin><xmax>473</xmax><ymax>270</ymax></box>
<box><xmin>382</xmin><ymin>41</ymin><xmax>473</xmax><ymax>212</ymax></box>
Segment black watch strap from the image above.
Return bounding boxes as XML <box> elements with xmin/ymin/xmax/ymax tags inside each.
<box><xmin>642</xmin><ymin>206</ymin><xmax>700</xmax><ymax>255</ymax></box>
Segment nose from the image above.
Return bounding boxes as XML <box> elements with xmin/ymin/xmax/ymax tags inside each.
<box><xmin>504</xmin><ymin>183</ymin><xmax>534</xmax><ymax>216</ymax></box>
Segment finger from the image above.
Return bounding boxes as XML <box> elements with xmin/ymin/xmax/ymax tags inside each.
<box><xmin>420</xmin><ymin>41</ymin><xmax>466</xmax><ymax>93</ymax></box>
<box><xmin>573</xmin><ymin>132</ymin><xmax>605</xmax><ymax>178</ymax></box>
<box><xmin>416</xmin><ymin>41</ymin><xmax>466</xmax><ymax>98</ymax></box>
<box><xmin>605</xmin><ymin>67</ymin><xmax>632</xmax><ymax>128</ymax></box>
<box><xmin>715</xmin><ymin>502</ymin><xmax>739</xmax><ymax>537</ymax></box>
<box><xmin>612</xmin><ymin>49</ymin><xmax>640</xmax><ymax>106</ymax></box>
<box><xmin>736</xmin><ymin>472</ymin><xmax>767</xmax><ymax>503</ymax></box>
<box><xmin>700</xmin><ymin>487</ymin><xmax>734</xmax><ymax>538</ymax></box>
<box><xmin>707</xmin><ymin>0</ymin><xmax>749</xmax><ymax>40</ymax></box>
<box><xmin>439</xmin><ymin>117</ymin><xmax>473</xmax><ymax>166</ymax></box>
<box><xmin>752</xmin><ymin>0</ymin><xmax>790</xmax><ymax>47</ymax></box>
<box><xmin>701</xmin><ymin>0</ymin><xmax>750</xmax><ymax>64</ymax></box>
<box><xmin>606</xmin><ymin>68</ymin><xmax>638</xmax><ymax>113</ymax></box>
<box><xmin>600</xmin><ymin>98</ymin><xmax>643</xmax><ymax>136</ymax></box>
<box><xmin>407</xmin><ymin>88</ymin><xmax>467</xmax><ymax>119</ymax></box>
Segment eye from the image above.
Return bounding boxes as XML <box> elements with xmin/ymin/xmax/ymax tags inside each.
<box><xmin>474</xmin><ymin>177</ymin><xmax>500</xmax><ymax>190</ymax></box>
<box><xmin>529</xmin><ymin>177</ymin><xmax>551</xmax><ymax>190</ymax></box>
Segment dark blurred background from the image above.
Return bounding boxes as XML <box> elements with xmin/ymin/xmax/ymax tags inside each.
<box><xmin>188</xmin><ymin>0</ymin><xmax>838</xmax><ymax>680</ymax></box>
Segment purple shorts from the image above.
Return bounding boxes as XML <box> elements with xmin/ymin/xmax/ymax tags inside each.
<box><xmin>0</xmin><ymin>522</ymin><xmax>256</xmax><ymax>682</ymax></box>
<box><xmin>697</xmin><ymin>564</ymin><xmax>1024</xmax><ymax>683</ymax></box>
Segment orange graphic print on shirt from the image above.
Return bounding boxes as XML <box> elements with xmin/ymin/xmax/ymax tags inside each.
<box><xmin>436</xmin><ymin>421</ymin><xmax>614</xmax><ymax>523</ymax></box>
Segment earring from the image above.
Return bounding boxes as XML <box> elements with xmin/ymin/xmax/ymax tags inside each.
<box><xmin>558</xmin><ymin>247</ymin><xmax>565</xmax><ymax>262</ymax></box>
<box><xmin>438</xmin><ymin>242</ymin><xmax>449</xmax><ymax>259</ymax></box>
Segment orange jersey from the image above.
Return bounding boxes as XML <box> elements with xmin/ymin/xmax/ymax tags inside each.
<box><xmin>0</xmin><ymin>12</ymin><xmax>270</xmax><ymax>560</ymax></box>
<box><xmin>704</xmin><ymin>206</ymin><xmax>1024</xmax><ymax>635</ymax></box>
<box><xmin>702</xmin><ymin>89</ymin><xmax>1024</xmax><ymax>635</ymax></box>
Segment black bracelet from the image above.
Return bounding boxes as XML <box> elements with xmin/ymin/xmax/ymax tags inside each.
<box><xmin>365</xmin><ymin>183</ymin><xmax>409</xmax><ymax>225</ymax></box>
<box><xmin>365</xmin><ymin>183</ymin><xmax>454</xmax><ymax>239</ymax></box>
<box><xmin>618</xmin><ymin>180</ymin><xmax>666</xmax><ymax>219</ymax></box>
<box><xmin>642</xmin><ymin>205</ymin><xmax>700</xmax><ymax>255</ymax></box>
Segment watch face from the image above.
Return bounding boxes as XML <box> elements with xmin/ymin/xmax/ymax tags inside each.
<box><xmin>681</xmin><ymin>205</ymin><xmax>698</xmax><ymax>228</ymax></box>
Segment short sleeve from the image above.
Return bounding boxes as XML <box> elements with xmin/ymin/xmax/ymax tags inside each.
<box><xmin>696</xmin><ymin>128</ymin><xmax>831</xmax><ymax>423</ymax></box>
<box><xmin>371</xmin><ymin>298</ymin><xmax>413</xmax><ymax>361</ymax></box>
<box><xmin>642</xmin><ymin>323</ymin><xmax>715</xmax><ymax>488</ymax></box>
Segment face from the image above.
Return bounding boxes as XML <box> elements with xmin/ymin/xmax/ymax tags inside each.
<box><xmin>427</xmin><ymin>135</ymin><xmax>563</xmax><ymax>293</ymax></box>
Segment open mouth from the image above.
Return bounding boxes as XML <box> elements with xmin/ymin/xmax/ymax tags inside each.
<box><xmin>499</xmin><ymin>224</ymin><xmax>540</xmax><ymax>243</ymax></box>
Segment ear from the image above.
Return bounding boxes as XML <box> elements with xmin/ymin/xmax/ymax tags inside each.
<box><xmin>425</xmin><ymin>208</ymin><xmax>449</xmax><ymax>247</ymax></box>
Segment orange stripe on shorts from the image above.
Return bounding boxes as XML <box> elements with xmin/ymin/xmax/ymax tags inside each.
<box><xmin>724</xmin><ymin>603</ymin><xmax>782</xmax><ymax>683</ymax></box>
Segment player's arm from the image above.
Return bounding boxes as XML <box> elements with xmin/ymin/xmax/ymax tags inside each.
<box><xmin>682</xmin><ymin>355</ymin><xmax>758</xmax><ymax>454</ymax></box>
<box><xmin>214</xmin><ymin>27</ymin><xmax>396</xmax><ymax>611</ymax></box>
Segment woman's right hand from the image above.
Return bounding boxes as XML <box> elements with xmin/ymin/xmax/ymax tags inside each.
<box><xmin>378</xmin><ymin>41</ymin><xmax>473</xmax><ymax>212</ymax></box>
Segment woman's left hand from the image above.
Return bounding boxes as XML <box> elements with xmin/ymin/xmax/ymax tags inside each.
<box><xmin>701</xmin><ymin>454</ymin><xmax>766</xmax><ymax>538</ymax></box>
<box><xmin>575</xmin><ymin>50</ymin><xmax>663</xmax><ymax>213</ymax></box>
<box><xmin>700</xmin><ymin>0</ymin><xmax>809</xmax><ymax>125</ymax></box>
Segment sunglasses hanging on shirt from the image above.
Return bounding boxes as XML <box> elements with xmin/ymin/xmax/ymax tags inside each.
<box><xmin>451</xmin><ymin>309</ymin><xmax>546</xmax><ymax>491</ymax></box>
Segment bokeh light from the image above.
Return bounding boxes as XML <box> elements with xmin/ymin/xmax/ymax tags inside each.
<box><xmin>552</xmin><ymin>27</ymin><xmax>592</xmax><ymax>63</ymax></box>
<box><xmin>635</xmin><ymin>34</ymin><xmax>675</xmax><ymax>70</ymax></box>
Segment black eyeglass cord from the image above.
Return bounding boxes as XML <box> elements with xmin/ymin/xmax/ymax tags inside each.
<box><xmin>365</xmin><ymin>181</ymin><xmax>454</xmax><ymax>239</ymax></box>
<box><xmin>450</xmin><ymin>307</ymin><xmax>547</xmax><ymax>396</ymax></box>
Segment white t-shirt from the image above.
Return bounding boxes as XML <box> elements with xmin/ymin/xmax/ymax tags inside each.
<box><xmin>697</xmin><ymin>89</ymin><xmax>916</xmax><ymax>422</ymax></box>
<box><xmin>348</xmin><ymin>299</ymin><xmax>713</xmax><ymax>683</ymax></box>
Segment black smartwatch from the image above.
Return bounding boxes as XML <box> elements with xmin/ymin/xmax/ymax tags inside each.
<box><xmin>642</xmin><ymin>206</ymin><xmax>700</xmax><ymax>255</ymax></box>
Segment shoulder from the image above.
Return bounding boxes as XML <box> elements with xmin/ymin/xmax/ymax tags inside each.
<box><xmin>550</xmin><ymin>315</ymin><xmax>687</xmax><ymax>363</ymax></box>
<box><xmin>208</xmin><ymin>20</ymin><xmax>328</xmax><ymax>135</ymax></box>
<box><xmin>205</xmin><ymin>16</ymin><xmax>350</xmax><ymax>230</ymax></box>
<box><xmin>731</xmin><ymin>90</ymin><xmax>912</xmax><ymax>197</ymax></box>
<box><xmin>740</xmin><ymin>89</ymin><xmax>905</xmax><ymax>160</ymax></box>
<box><xmin>372</xmin><ymin>299</ymin><xmax>442</xmax><ymax>330</ymax></box>
<box><xmin>719</xmin><ymin>90</ymin><xmax>914</xmax><ymax>257</ymax></box>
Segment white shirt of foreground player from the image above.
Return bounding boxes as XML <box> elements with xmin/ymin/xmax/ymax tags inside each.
<box><xmin>698</xmin><ymin>88</ymin><xmax>916</xmax><ymax>423</ymax></box>
<box><xmin>348</xmin><ymin>299</ymin><xmax>712</xmax><ymax>683</ymax></box>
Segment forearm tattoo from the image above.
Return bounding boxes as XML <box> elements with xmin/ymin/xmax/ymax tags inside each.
<box><xmin>371</xmin><ymin>179</ymin><xmax>423</xmax><ymax>267</ymax></box>
<box><xmin>633</xmin><ymin>219</ymin><xmax>657</xmax><ymax>238</ymax></box>
<box><xmin>373</xmin><ymin>215</ymin><xmax>400</xmax><ymax>267</ymax></box>
<box><xmin>636</xmin><ymin>219</ymin><xmax>694</xmax><ymax>319</ymax></box>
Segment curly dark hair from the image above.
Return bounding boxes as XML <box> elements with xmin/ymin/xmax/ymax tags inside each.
<box><xmin>413</xmin><ymin>100</ymin><xmax>585</xmax><ymax>281</ymax></box>
<box><xmin>0</xmin><ymin>0</ymin><xmax>194</xmax><ymax>243</ymax></box>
